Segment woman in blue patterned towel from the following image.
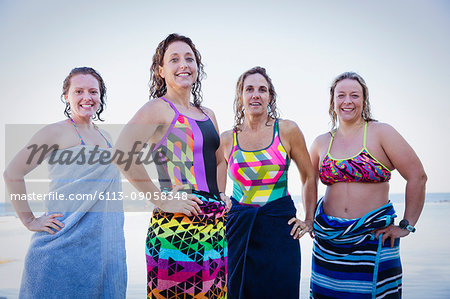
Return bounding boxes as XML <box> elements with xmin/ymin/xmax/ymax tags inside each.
<box><xmin>309</xmin><ymin>72</ymin><xmax>427</xmax><ymax>298</ymax></box>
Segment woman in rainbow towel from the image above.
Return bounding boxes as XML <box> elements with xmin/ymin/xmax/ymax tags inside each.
<box><xmin>4</xmin><ymin>67</ymin><xmax>127</xmax><ymax>298</ymax></box>
<box><xmin>114</xmin><ymin>34</ymin><xmax>227</xmax><ymax>298</ymax></box>
<box><xmin>309</xmin><ymin>72</ymin><xmax>427</xmax><ymax>298</ymax></box>
<box><xmin>219</xmin><ymin>66</ymin><xmax>317</xmax><ymax>299</ymax></box>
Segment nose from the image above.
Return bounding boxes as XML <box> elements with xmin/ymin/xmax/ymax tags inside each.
<box><xmin>180</xmin><ymin>58</ymin><xmax>188</xmax><ymax>69</ymax></box>
<box><xmin>251</xmin><ymin>92</ymin><xmax>260</xmax><ymax>99</ymax></box>
<box><xmin>81</xmin><ymin>91</ymin><xmax>92</xmax><ymax>100</ymax></box>
<box><xmin>343</xmin><ymin>95</ymin><xmax>352</xmax><ymax>103</ymax></box>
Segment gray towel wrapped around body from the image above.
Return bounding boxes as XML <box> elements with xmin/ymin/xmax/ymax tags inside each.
<box><xmin>20</xmin><ymin>146</ymin><xmax>127</xmax><ymax>299</ymax></box>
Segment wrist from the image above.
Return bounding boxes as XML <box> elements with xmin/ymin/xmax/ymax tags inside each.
<box><xmin>399</xmin><ymin>219</ymin><xmax>416</xmax><ymax>233</ymax></box>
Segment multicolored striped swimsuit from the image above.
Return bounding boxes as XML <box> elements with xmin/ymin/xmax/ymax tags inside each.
<box><xmin>228</xmin><ymin>119</ymin><xmax>290</xmax><ymax>206</ymax></box>
<box><xmin>319</xmin><ymin>121</ymin><xmax>391</xmax><ymax>185</ymax></box>
<box><xmin>146</xmin><ymin>98</ymin><xmax>227</xmax><ymax>299</ymax></box>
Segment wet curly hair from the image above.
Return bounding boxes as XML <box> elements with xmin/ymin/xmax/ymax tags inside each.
<box><xmin>60</xmin><ymin>67</ymin><xmax>106</xmax><ymax>121</ymax></box>
<box><xmin>149</xmin><ymin>33</ymin><xmax>206</xmax><ymax>108</ymax></box>
<box><xmin>233</xmin><ymin>66</ymin><xmax>279</xmax><ymax>131</ymax></box>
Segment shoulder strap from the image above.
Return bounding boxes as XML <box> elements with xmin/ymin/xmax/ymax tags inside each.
<box><xmin>326</xmin><ymin>131</ymin><xmax>335</xmax><ymax>155</ymax></box>
<box><xmin>69</xmin><ymin>118</ymin><xmax>86</xmax><ymax>145</ymax></box>
<box><xmin>232</xmin><ymin>129</ymin><xmax>238</xmax><ymax>147</ymax></box>
<box><xmin>94</xmin><ymin>124</ymin><xmax>112</xmax><ymax>148</ymax></box>
<box><xmin>160</xmin><ymin>97</ymin><xmax>180</xmax><ymax>114</ymax></box>
<box><xmin>363</xmin><ymin>121</ymin><xmax>368</xmax><ymax>148</ymax></box>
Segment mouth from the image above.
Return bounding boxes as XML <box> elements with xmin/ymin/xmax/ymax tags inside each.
<box><xmin>249</xmin><ymin>102</ymin><xmax>262</xmax><ymax>107</ymax></box>
<box><xmin>176</xmin><ymin>72</ymin><xmax>191</xmax><ymax>77</ymax></box>
<box><xmin>80</xmin><ymin>104</ymin><xmax>95</xmax><ymax>109</ymax></box>
<box><xmin>341</xmin><ymin>108</ymin><xmax>354</xmax><ymax>112</ymax></box>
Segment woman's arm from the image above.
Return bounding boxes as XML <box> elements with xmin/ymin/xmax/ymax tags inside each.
<box><xmin>3</xmin><ymin>124</ymin><xmax>65</xmax><ymax>234</ymax></box>
<box><xmin>280</xmin><ymin>120</ymin><xmax>317</xmax><ymax>238</ymax></box>
<box><xmin>375</xmin><ymin>123</ymin><xmax>427</xmax><ymax>246</ymax></box>
<box><xmin>114</xmin><ymin>100</ymin><xmax>202</xmax><ymax>216</ymax></box>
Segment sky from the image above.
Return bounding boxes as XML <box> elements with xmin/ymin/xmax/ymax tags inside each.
<box><xmin>1</xmin><ymin>0</ymin><xmax>449</xmax><ymax>197</ymax></box>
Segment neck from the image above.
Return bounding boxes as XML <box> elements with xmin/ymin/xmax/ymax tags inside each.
<box><xmin>164</xmin><ymin>88</ymin><xmax>192</xmax><ymax>108</ymax></box>
<box><xmin>242</xmin><ymin>113</ymin><xmax>271</xmax><ymax>131</ymax></box>
<box><xmin>71</xmin><ymin>115</ymin><xmax>94</xmax><ymax>129</ymax></box>
<box><xmin>337</xmin><ymin>118</ymin><xmax>365</xmax><ymax>135</ymax></box>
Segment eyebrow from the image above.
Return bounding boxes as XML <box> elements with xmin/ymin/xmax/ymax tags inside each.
<box><xmin>168</xmin><ymin>52</ymin><xmax>193</xmax><ymax>57</ymax></box>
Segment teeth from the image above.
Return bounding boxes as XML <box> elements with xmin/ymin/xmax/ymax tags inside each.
<box><xmin>81</xmin><ymin>104</ymin><xmax>93</xmax><ymax>108</ymax></box>
<box><xmin>177</xmin><ymin>73</ymin><xmax>190</xmax><ymax>77</ymax></box>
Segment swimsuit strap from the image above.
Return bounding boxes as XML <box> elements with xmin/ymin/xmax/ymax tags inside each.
<box><xmin>160</xmin><ymin>97</ymin><xmax>180</xmax><ymax>115</ymax></box>
<box><xmin>363</xmin><ymin>121</ymin><xmax>368</xmax><ymax>148</ymax></box>
<box><xmin>69</xmin><ymin>118</ymin><xmax>111</xmax><ymax>148</ymax></box>
<box><xmin>326</xmin><ymin>131</ymin><xmax>335</xmax><ymax>155</ymax></box>
<box><xmin>69</xmin><ymin>118</ymin><xmax>86</xmax><ymax>145</ymax></box>
<box><xmin>94</xmin><ymin>124</ymin><xmax>112</xmax><ymax>148</ymax></box>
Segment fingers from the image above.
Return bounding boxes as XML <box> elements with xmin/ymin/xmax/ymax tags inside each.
<box><xmin>49</xmin><ymin>214</ymin><xmax>65</xmax><ymax>229</ymax></box>
<box><xmin>172</xmin><ymin>185</ymin><xmax>184</xmax><ymax>193</ymax></box>
<box><xmin>288</xmin><ymin>218</ymin><xmax>312</xmax><ymax>239</ymax></box>
<box><xmin>188</xmin><ymin>200</ymin><xmax>201</xmax><ymax>216</ymax></box>
<box><xmin>288</xmin><ymin>217</ymin><xmax>296</xmax><ymax>225</ymax></box>
<box><xmin>190</xmin><ymin>195</ymin><xmax>204</xmax><ymax>205</ymax></box>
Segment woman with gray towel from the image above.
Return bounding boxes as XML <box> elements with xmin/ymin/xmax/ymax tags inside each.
<box><xmin>3</xmin><ymin>67</ymin><xmax>127</xmax><ymax>298</ymax></box>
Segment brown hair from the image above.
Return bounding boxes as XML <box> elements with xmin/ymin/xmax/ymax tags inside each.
<box><xmin>329</xmin><ymin>71</ymin><xmax>374</xmax><ymax>131</ymax></box>
<box><xmin>149</xmin><ymin>33</ymin><xmax>206</xmax><ymax>108</ymax></box>
<box><xmin>233</xmin><ymin>66</ymin><xmax>279</xmax><ymax>131</ymax></box>
<box><xmin>61</xmin><ymin>67</ymin><xmax>107</xmax><ymax>121</ymax></box>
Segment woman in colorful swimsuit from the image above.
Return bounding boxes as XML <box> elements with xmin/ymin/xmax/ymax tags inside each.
<box><xmin>309</xmin><ymin>72</ymin><xmax>427</xmax><ymax>298</ymax></box>
<box><xmin>220</xmin><ymin>66</ymin><xmax>317</xmax><ymax>299</ymax></box>
<box><xmin>114</xmin><ymin>34</ymin><xmax>227</xmax><ymax>298</ymax></box>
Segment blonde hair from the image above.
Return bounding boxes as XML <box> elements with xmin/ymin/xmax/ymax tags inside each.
<box><xmin>329</xmin><ymin>72</ymin><xmax>374</xmax><ymax>131</ymax></box>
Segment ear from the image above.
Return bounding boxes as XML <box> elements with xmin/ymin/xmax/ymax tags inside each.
<box><xmin>158</xmin><ymin>65</ymin><xmax>165</xmax><ymax>79</ymax></box>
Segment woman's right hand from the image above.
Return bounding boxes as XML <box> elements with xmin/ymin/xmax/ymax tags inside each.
<box><xmin>26</xmin><ymin>213</ymin><xmax>65</xmax><ymax>235</ymax></box>
<box><xmin>157</xmin><ymin>186</ymin><xmax>203</xmax><ymax>216</ymax></box>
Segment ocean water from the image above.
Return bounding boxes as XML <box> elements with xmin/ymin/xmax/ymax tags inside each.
<box><xmin>1</xmin><ymin>193</ymin><xmax>449</xmax><ymax>298</ymax></box>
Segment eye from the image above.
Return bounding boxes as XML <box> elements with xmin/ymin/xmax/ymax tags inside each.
<box><xmin>337</xmin><ymin>94</ymin><xmax>344</xmax><ymax>99</ymax></box>
<box><xmin>351</xmin><ymin>94</ymin><xmax>359</xmax><ymax>99</ymax></box>
<box><xmin>186</xmin><ymin>57</ymin><xmax>195</xmax><ymax>62</ymax></box>
<box><xmin>75</xmin><ymin>90</ymin><xmax>82</xmax><ymax>94</ymax></box>
<box><xmin>260</xmin><ymin>87</ymin><xmax>268</xmax><ymax>93</ymax></box>
<box><xmin>245</xmin><ymin>87</ymin><xmax>253</xmax><ymax>92</ymax></box>
<box><xmin>90</xmin><ymin>90</ymin><xmax>99</xmax><ymax>94</ymax></box>
<box><xmin>170</xmin><ymin>57</ymin><xmax>178</xmax><ymax>63</ymax></box>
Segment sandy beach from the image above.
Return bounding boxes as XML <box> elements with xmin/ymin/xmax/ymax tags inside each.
<box><xmin>1</xmin><ymin>200</ymin><xmax>449</xmax><ymax>298</ymax></box>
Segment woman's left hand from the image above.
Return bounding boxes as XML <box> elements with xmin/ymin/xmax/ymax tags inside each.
<box><xmin>220</xmin><ymin>193</ymin><xmax>232</xmax><ymax>212</ymax></box>
<box><xmin>288</xmin><ymin>217</ymin><xmax>313</xmax><ymax>239</ymax></box>
<box><xmin>374</xmin><ymin>225</ymin><xmax>410</xmax><ymax>248</ymax></box>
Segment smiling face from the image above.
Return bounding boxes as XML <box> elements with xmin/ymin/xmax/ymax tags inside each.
<box><xmin>64</xmin><ymin>74</ymin><xmax>100</xmax><ymax>120</ymax></box>
<box><xmin>242</xmin><ymin>73</ymin><xmax>270</xmax><ymax>116</ymax></box>
<box><xmin>333</xmin><ymin>78</ymin><xmax>364</xmax><ymax>123</ymax></box>
<box><xmin>158</xmin><ymin>41</ymin><xmax>198</xmax><ymax>91</ymax></box>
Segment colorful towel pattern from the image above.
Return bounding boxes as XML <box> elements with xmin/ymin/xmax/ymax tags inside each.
<box><xmin>146</xmin><ymin>190</ymin><xmax>227</xmax><ymax>299</ymax></box>
<box><xmin>310</xmin><ymin>198</ymin><xmax>402</xmax><ymax>299</ymax></box>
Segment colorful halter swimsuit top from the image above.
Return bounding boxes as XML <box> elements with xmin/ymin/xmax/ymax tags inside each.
<box><xmin>228</xmin><ymin>119</ymin><xmax>290</xmax><ymax>206</ymax></box>
<box><xmin>319</xmin><ymin>122</ymin><xmax>391</xmax><ymax>185</ymax></box>
<box><xmin>151</xmin><ymin>97</ymin><xmax>220</xmax><ymax>195</ymax></box>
